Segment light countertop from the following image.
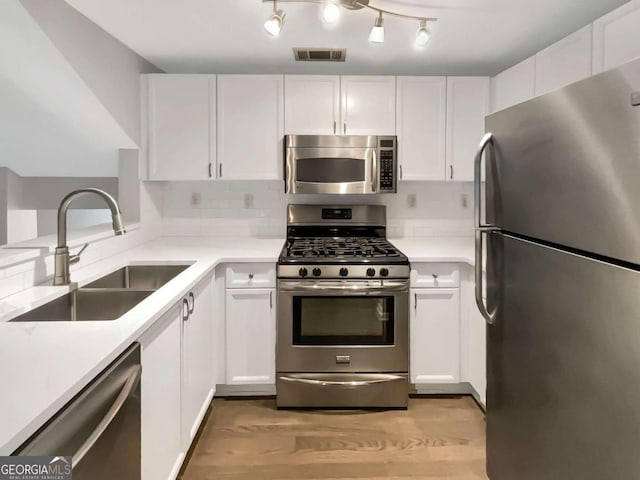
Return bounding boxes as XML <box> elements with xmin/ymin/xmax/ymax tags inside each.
<box><xmin>0</xmin><ymin>235</ymin><xmax>473</xmax><ymax>454</ymax></box>
<box><xmin>390</xmin><ymin>236</ymin><xmax>474</xmax><ymax>265</ymax></box>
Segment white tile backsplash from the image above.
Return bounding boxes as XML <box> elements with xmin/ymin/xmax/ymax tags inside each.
<box><xmin>158</xmin><ymin>180</ymin><xmax>474</xmax><ymax>238</ymax></box>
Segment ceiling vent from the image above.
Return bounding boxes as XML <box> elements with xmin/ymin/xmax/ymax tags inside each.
<box><xmin>293</xmin><ymin>48</ymin><xmax>346</xmax><ymax>62</ymax></box>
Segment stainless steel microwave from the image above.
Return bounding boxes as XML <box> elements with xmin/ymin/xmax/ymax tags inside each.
<box><xmin>284</xmin><ymin>135</ymin><xmax>397</xmax><ymax>194</ymax></box>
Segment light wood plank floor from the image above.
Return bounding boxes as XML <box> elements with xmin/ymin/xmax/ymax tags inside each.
<box><xmin>180</xmin><ymin>396</ymin><xmax>488</xmax><ymax>480</ymax></box>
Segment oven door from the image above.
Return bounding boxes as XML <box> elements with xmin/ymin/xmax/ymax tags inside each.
<box><xmin>277</xmin><ymin>280</ymin><xmax>409</xmax><ymax>373</ymax></box>
<box><xmin>285</xmin><ymin>147</ymin><xmax>378</xmax><ymax>194</ymax></box>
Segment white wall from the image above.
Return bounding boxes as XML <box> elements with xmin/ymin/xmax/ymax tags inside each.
<box><xmin>20</xmin><ymin>0</ymin><xmax>163</xmax><ymax>146</ymax></box>
<box><xmin>0</xmin><ymin>177</ymin><xmax>163</xmax><ymax>300</ymax></box>
<box><xmin>159</xmin><ymin>180</ymin><xmax>474</xmax><ymax>239</ymax></box>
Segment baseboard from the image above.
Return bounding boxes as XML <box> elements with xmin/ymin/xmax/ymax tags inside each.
<box><xmin>411</xmin><ymin>382</ymin><xmax>472</xmax><ymax>395</ymax></box>
<box><xmin>215</xmin><ymin>384</ymin><xmax>276</xmax><ymax>396</ymax></box>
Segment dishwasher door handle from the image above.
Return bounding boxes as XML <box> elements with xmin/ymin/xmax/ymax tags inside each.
<box><xmin>72</xmin><ymin>364</ymin><xmax>142</xmax><ymax>468</ymax></box>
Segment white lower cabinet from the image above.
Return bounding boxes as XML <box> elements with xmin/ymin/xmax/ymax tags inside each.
<box><xmin>139</xmin><ymin>275</ymin><xmax>214</xmax><ymax>480</ymax></box>
<box><xmin>225</xmin><ymin>288</ymin><xmax>276</xmax><ymax>385</ymax></box>
<box><xmin>410</xmin><ymin>288</ymin><xmax>461</xmax><ymax>385</ymax></box>
<box><xmin>140</xmin><ymin>306</ymin><xmax>183</xmax><ymax>480</ymax></box>
<box><xmin>182</xmin><ymin>275</ymin><xmax>215</xmax><ymax>448</ymax></box>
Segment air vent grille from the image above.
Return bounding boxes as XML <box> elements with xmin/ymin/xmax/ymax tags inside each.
<box><xmin>293</xmin><ymin>48</ymin><xmax>346</xmax><ymax>62</ymax></box>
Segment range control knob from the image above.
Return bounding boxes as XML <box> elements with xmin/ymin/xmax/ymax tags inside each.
<box><xmin>312</xmin><ymin>268</ymin><xmax>322</xmax><ymax>277</ymax></box>
<box><xmin>366</xmin><ymin>268</ymin><xmax>376</xmax><ymax>277</ymax></box>
<box><xmin>380</xmin><ymin>268</ymin><xmax>389</xmax><ymax>277</ymax></box>
<box><xmin>299</xmin><ymin>267</ymin><xmax>308</xmax><ymax>278</ymax></box>
<box><xmin>339</xmin><ymin>268</ymin><xmax>349</xmax><ymax>277</ymax></box>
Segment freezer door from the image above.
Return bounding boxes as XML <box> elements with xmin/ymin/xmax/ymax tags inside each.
<box><xmin>486</xmin><ymin>233</ymin><xmax>640</xmax><ymax>480</ymax></box>
<box><xmin>485</xmin><ymin>57</ymin><xmax>640</xmax><ymax>264</ymax></box>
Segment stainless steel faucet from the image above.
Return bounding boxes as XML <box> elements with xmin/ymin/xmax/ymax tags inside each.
<box><xmin>54</xmin><ymin>188</ymin><xmax>126</xmax><ymax>286</ymax></box>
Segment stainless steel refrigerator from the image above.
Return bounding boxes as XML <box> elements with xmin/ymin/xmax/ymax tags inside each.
<box><xmin>474</xmin><ymin>57</ymin><xmax>640</xmax><ymax>479</ymax></box>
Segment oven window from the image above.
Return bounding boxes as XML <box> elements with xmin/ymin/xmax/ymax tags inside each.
<box><xmin>292</xmin><ymin>296</ymin><xmax>394</xmax><ymax>345</ymax></box>
<box><xmin>297</xmin><ymin>158</ymin><xmax>365</xmax><ymax>183</ymax></box>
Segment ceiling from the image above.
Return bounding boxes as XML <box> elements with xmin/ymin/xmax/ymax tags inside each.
<box><xmin>64</xmin><ymin>0</ymin><xmax>628</xmax><ymax>76</ymax></box>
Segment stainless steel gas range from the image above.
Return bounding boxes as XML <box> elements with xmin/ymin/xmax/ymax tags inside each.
<box><xmin>276</xmin><ymin>205</ymin><xmax>410</xmax><ymax>408</ymax></box>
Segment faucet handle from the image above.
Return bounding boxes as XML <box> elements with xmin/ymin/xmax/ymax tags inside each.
<box><xmin>69</xmin><ymin>243</ymin><xmax>89</xmax><ymax>265</ymax></box>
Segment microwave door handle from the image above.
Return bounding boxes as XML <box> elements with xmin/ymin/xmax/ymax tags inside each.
<box><xmin>371</xmin><ymin>150</ymin><xmax>377</xmax><ymax>193</ymax></box>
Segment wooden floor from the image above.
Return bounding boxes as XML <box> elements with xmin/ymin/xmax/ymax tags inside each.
<box><xmin>180</xmin><ymin>396</ymin><xmax>488</xmax><ymax>480</ymax></box>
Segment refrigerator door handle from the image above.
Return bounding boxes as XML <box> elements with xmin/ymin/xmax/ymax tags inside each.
<box><xmin>474</xmin><ymin>132</ymin><xmax>496</xmax><ymax>230</ymax></box>
<box><xmin>475</xmin><ymin>229</ymin><xmax>497</xmax><ymax>325</ymax></box>
<box><xmin>474</xmin><ymin>132</ymin><xmax>498</xmax><ymax>325</ymax></box>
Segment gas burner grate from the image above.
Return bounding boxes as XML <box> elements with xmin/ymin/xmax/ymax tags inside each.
<box><xmin>287</xmin><ymin>237</ymin><xmax>402</xmax><ymax>259</ymax></box>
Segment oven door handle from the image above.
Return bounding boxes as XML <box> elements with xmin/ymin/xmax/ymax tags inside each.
<box><xmin>279</xmin><ymin>374</ymin><xmax>405</xmax><ymax>387</ymax></box>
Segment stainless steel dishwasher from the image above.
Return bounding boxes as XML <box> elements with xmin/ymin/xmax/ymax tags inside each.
<box><xmin>13</xmin><ymin>343</ymin><xmax>141</xmax><ymax>479</ymax></box>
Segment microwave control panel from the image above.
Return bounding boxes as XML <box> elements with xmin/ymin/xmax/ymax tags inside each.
<box><xmin>378</xmin><ymin>137</ymin><xmax>397</xmax><ymax>192</ymax></box>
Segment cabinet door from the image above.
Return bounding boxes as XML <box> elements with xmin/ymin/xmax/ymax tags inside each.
<box><xmin>410</xmin><ymin>288</ymin><xmax>460</xmax><ymax>384</ymax></box>
<box><xmin>593</xmin><ymin>0</ymin><xmax>640</xmax><ymax>74</ymax></box>
<box><xmin>140</xmin><ymin>305</ymin><xmax>183</xmax><ymax>480</ymax></box>
<box><xmin>182</xmin><ymin>276</ymin><xmax>214</xmax><ymax>448</ymax></box>
<box><xmin>396</xmin><ymin>77</ymin><xmax>447</xmax><ymax>180</ymax></box>
<box><xmin>491</xmin><ymin>56</ymin><xmax>536</xmax><ymax>112</ymax></box>
<box><xmin>225</xmin><ymin>288</ymin><xmax>276</xmax><ymax>385</ymax></box>
<box><xmin>285</xmin><ymin>75</ymin><xmax>340</xmax><ymax>134</ymax></box>
<box><xmin>217</xmin><ymin>75</ymin><xmax>284</xmax><ymax>180</ymax></box>
<box><xmin>468</xmin><ymin>299</ymin><xmax>487</xmax><ymax>406</ymax></box>
<box><xmin>341</xmin><ymin>76</ymin><xmax>396</xmax><ymax>135</ymax></box>
<box><xmin>145</xmin><ymin>74</ymin><xmax>215</xmax><ymax>180</ymax></box>
<box><xmin>446</xmin><ymin>77</ymin><xmax>490</xmax><ymax>182</ymax></box>
<box><xmin>535</xmin><ymin>25</ymin><xmax>592</xmax><ymax>96</ymax></box>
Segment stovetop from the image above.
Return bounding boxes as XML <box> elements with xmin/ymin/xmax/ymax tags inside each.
<box><xmin>278</xmin><ymin>205</ymin><xmax>410</xmax><ymax>279</ymax></box>
<box><xmin>279</xmin><ymin>236</ymin><xmax>407</xmax><ymax>264</ymax></box>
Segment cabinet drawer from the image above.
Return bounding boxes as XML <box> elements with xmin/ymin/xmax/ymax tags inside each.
<box><xmin>410</xmin><ymin>263</ymin><xmax>459</xmax><ymax>288</ymax></box>
<box><xmin>225</xmin><ymin>263</ymin><xmax>276</xmax><ymax>289</ymax></box>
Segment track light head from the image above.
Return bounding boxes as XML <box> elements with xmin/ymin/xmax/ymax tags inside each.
<box><xmin>415</xmin><ymin>19</ymin><xmax>431</xmax><ymax>47</ymax></box>
<box><xmin>368</xmin><ymin>12</ymin><xmax>385</xmax><ymax>43</ymax></box>
<box><xmin>264</xmin><ymin>2</ymin><xmax>285</xmax><ymax>36</ymax></box>
<box><xmin>322</xmin><ymin>1</ymin><xmax>340</xmax><ymax>23</ymax></box>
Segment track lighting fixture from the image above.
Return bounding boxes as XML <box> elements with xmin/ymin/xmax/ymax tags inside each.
<box><xmin>322</xmin><ymin>1</ymin><xmax>340</xmax><ymax>23</ymax></box>
<box><xmin>264</xmin><ymin>1</ymin><xmax>285</xmax><ymax>36</ymax></box>
<box><xmin>368</xmin><ymin>12</ymin><xmax>384</xmax><ymax>43</ymax></box>
<box><xmin>261</xmin><ymin>0</ymin><xmax>437</xmax><ymax>48</ymax></box>
<box><xmin>415</xmin><ymin>19</ymin><xmax>431</xmax><ymax>47</ymax></box>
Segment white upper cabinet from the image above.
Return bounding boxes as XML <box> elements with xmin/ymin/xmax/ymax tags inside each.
<box><xmin>217</xmin><ymin>75</ymin><xmax>284</xmax><ymax>180</ymax></box>
<box><xmin>491</xmin><ymin>56</ymin><xmax>536</xmax><ymax>112</ymax></box>
<box><xmin>284</xmin><ymin>75</ymin><xmax>340</xmax><ymax>135</ymax></box>
<box><xmin>446</xmin><ymin>77</ymin><xmax>490</xmax><ymax>182</ymax></box>
<box><xmin>396</xmin><ymin>77</ymin><xmax>447</xmax><ymax>181</ymax></box>
<box><xmin>341</xmin><ymin>76</ymin><xmax>396</xmax><ymax>135</ymax></box>
<box><xmin>593</xmin><ymin>0</ymin><xmax>640</xmax><ymax>74</ymax></box>
<box><xmin>144</xmin><ymin>74</ymin><xmax>215</xmax><ymax>181</ymax></box>
<box><xmin>535</xmin><ymin>25</ymin><xmax>593</xmax><ymax>96</ymax></box>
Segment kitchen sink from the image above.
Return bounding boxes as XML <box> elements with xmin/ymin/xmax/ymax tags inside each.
<box><xmin>9</xmin><ymin>289</ymin><xmax>154</xmax><ymax>322</ymax></box>
<box><xmin>84</xmin><ymin>265</ymin><xmax>190</xmax><ymax>290</ymax></box>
